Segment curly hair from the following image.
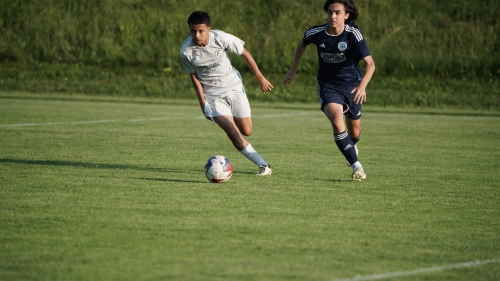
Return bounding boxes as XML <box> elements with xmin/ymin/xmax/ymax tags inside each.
<box><xmin>323</xmin><ymin>0</ymin><xmax>359</xmax><ymax>24</ymax></box>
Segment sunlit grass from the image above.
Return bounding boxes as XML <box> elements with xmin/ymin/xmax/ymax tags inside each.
<box><xmin>0</xmin><ymin>93</ymin><xmax>499</xmax><ymax>280</ymax></box>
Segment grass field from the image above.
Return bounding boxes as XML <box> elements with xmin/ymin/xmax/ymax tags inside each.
<box><xmin>0</xmin><ymin>92</ymin><xmax>499</xmax><ymax>281</ymax></box>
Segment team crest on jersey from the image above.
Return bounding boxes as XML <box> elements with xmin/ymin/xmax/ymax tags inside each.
<box><xmin>215</xmin><ymin>48</ymin><xmax>224</xmax><ymax>58</ymax></box>
<box><xmin>338</xmin><ymin>42</ymin><xmax>347</xmax><ymax>51</ymax></box>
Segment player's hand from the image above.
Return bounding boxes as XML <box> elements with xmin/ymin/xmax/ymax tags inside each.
<box><xmin>351</xmin><ymin>87</ymin><xmax>367</xmax><ymax>104</ymax></box>
<box><xmin>283</xmin><ymin>70</ymin><xmax>296</xmax><ymax>85</ymax></box>
<box><xmin>258</xmin><ymin>78</ymin><xmax>274</xmax><ymax>93</ymax></box>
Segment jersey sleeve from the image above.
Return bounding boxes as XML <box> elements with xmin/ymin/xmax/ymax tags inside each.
<box><xmin>180</xmin><ymin>52</ymin><xmax>195</xmax><ymax>73</ymax></box>
<box><xmin>179</xmin><ymin>37</ymin><xmax>196</xmax><ymax>73</ymax></box>
<box><xmin>353</xmin><ymin>38</ymin><xmax>370</xmax><ymax>60</ymax></box>
<box><xmin>302</xmin><ymin>30</ymin><xmax>313</xmax><ymax>46</ymax></box>
<box><xmin>350</xmin><ymin>26</ymin><xmax>371</xmax><ymax>60</ymax></box>
<box><xmin>302</xmin><ymin>24</ymin><xmax>325</xmax><ymax>46</ymax></box>
<box><xmin>214</xmin><ymin>30</ymin><xmax>245</xmax><ymax>55</ymax></box>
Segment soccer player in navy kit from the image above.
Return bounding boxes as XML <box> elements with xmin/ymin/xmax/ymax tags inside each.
<box><xmin>283</xmin><ymin>0</ymin><xmax>375</xmax><ymax>181</ymax></box>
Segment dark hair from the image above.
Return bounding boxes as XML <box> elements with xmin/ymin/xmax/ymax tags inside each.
<box><xmin>187</xmin><ymin>11</ymin><xmax>211</xmax><ymax>27</ymax></box>
<box><xmin>323</xmin><ymin>0</ymin><xmax>359</xmax><ymax>24</ymax></box>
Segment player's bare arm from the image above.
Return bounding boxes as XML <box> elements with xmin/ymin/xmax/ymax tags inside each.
<box><xmin>240</xmin><ymin>48</ymin><xmax>274</xmax><ymax>93</ymax></box>
<box><xmin>284</xmin><ymin>39</ymin><xmax>308</xmax><ymax>85</ymax></box>
<box><xmin>189</xmin><ymin>72</ymin><xmax>206</xmax><ymax>113</ymax></box>
<box><xmin>350</xmin><ymin>55</ymin><xmax>375</xmax><ymax>104</ymax></box>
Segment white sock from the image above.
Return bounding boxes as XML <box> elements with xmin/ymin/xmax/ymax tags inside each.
<box><xmin>240</xmin><ymin>143</ymin><xmax>268</xmax><ymax>167</ymax></box>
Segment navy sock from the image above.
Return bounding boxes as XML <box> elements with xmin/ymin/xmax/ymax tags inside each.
<box><xmin>334</xmin><ymin>131</ymin><xmax>358</xmax><ymax>165</ymax></box>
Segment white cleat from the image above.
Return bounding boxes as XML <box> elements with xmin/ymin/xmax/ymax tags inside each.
<box><xmin>346</xmin><ymin>144</ymin><xmax>359</xmax><ymax>167</ymax></box>
<box><xmin>256</xmin><ymin>165</ymin><xmax>272</xmax><ymax>176</ymax></box>
<box><xmin>352</xmin><ymin>165</ymin><xmax>366</xmax><ymax>181</ymax></box>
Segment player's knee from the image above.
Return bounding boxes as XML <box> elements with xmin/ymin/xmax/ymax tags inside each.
<box><xmin>350</xmin><ymin>127</ymin><xmax>362</xmax><ymax>139</ymax></box>
<box><xmin>241</xmin><ymin>128</ymin><xmax>252</xmax><ymax>136</ymax></box>
<box><xmin>238</xmin><ymin>124</ymin><xmax>252</xmax><ymax>136</ymax></box>
<box><xmin>331</xmin><ymin>121</ymin><xmax>344</xmax><ymax>133</ymax></box>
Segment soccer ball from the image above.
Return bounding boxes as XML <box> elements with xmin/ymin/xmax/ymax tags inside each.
<box><xmin>204</xmin><ymin>155</ymin><xmax>233</xmax><ymax>183</ymax></box>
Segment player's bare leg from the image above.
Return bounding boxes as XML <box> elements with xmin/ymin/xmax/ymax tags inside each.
<box><xmin>346</xmin><ymin>117</ymin><xmax>362</xmax><ymax>140</ymax></box>
<box><xmin>323</xmin><ymin>103</ymin><xmax>365</xmax><ymax>181</ymax></box>
<box><xmin>213</xmin><ymin>115</ymin><xmax>271</xmax><ymax>175</ymax></box>
<box><xmin>345</xmin><ymin>117</ymin><xmax>361</xmax><ymax>167</ymax></box>
<box><xmin>213</xmin><ymin>115</ymin><xmax>248</xmax><ymax>150</ymax></box>
<box><xmin>323</xmin><ymin>103</ymin><xmax>346</xmax><ymax>133</ymax></box>
<box><xmin>234</xmin><ymin>117</ymin><xmax>253</xmax><ymax>136</ymax></box>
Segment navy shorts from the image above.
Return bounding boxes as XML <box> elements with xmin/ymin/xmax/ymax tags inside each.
<box><xmin>316</xmin><ymin>81</ymin><xmax>362</xmax><ymax>120</ymax></box>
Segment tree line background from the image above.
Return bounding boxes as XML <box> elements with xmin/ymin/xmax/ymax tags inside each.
<box><xmin>1</xmin><ymin>0</ymin><xmax>499</xmax><ymax>109</ymax></box>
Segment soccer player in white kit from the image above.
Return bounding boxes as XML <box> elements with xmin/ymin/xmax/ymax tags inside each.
<box><xmin>180</xmin><ymin>11</ymin><xmax>273</xmax><ymax>176</ymax></box>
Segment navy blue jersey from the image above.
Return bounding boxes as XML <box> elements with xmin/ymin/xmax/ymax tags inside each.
<box><xmin>303</xmin><ymin>23</ymin><xmax>370</xmax><ymax>87</ymax></box>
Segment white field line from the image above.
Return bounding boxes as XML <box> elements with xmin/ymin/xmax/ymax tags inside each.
<box><xmin>0</xmin><ymin>117</ymin><xmax>188</xmax><ymax>127</ymax></box>
<box><xmin>0</xmin><ymin>112</ymin><xmax>318</xmax><ymax>127</ymax></box>
<box><xmin>330</xmin><ymin>258</ymin><xmax>500</xmax><ymax>281</ymax></box>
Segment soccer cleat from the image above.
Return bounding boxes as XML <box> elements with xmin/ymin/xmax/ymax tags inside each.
<box><xmin>256</xmin><ymin>165</ymin><xmax>272</xmax><ymax>176</ymax></box>
<box><xmin>351</xmin><ymin>165</ymin><xmax>366</xmax><ymax>181</ymax></box>
<box><xmin>346</xmin><ymin>144</ymin><xmax>359</xmax><ymax>167</ymax></box>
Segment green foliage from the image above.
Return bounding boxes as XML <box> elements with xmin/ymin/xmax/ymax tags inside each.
<box><xmin>1</xmin><ymin>0</ymin><xmax>499</xmax><ymax>109</ymax></box>
<box><xmin>358</xmin><ymin>0</ymin><xmax>500</xmax><ymax>78</ymax></box>
<box><xmin>1</xmin><ymin>0</ymin><xmax>499</xmax><ymax>79</ymax></box>
<box><xmin>1</xmin><ymin>93</ymin><xmax>500</xmax><ymax>280</ymax></box>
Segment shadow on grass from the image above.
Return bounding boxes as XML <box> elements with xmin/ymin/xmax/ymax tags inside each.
<box><xmin>1</xmin><ymin>158</ymin><xmax>358</xmax><ymax>183</ymax></box>
<box><xmin>322</xmin><ymin>179</ymin><xmax>344</xmax><ymax>183</ymax></box>
<box><xmin>139</xmin><ymin>177</ymin><xmax>206</xmax><ymax>183</ymax></box>
<box><xmin>233</xmin><ymin>170</ymin><xmax>256</xmax><ymax>175</ymax></box>
<box><xmin>0</xmin><ymin>158</ymin><xmax>198</xmax><ymax>174</ymax></box>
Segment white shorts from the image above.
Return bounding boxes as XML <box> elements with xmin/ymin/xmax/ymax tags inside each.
<box><xmin>204</xmin><ymin>85</ymin><xmax>251</xmax><ymax>119</ymax></box>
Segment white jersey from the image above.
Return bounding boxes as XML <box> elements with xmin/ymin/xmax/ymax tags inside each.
<box><xmin>180</xmin><ymin>30</ymin><xmax>245</xmax><ymax>96</ymax></box>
